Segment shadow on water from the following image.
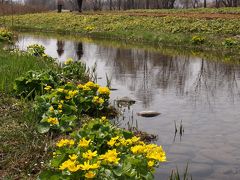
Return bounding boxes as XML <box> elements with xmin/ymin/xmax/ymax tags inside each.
<box><xmin>14</xmin><ymin>31</ymin><xmax>240</xmax><ymax>180</ymax></box>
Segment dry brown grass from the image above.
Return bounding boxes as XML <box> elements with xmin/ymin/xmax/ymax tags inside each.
<box><xmin>0</xmin><ymin>4</ymin><xmax>48</xmax><ymax>16</ymax></box>
<box><xmin>0</xmin><ymin>94</ymin><xmax>54</xmax><ymax>179</ymax></box>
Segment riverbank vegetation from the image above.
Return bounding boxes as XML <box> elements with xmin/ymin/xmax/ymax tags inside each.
<box><xmin>0</xmin><ymin>29</ymin><xmax>167</xmax><ymax>179</ymax></box>
<box><xmin>1</xmin><ymin>9</ymin><xmax>240</xmax><ymax>54</ymax></box>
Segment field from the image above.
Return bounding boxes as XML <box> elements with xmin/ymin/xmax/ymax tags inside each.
<box><xmin>0</xmin><ymin>8</ymin><xmax>240</xmax><ymax>52</ymax></box>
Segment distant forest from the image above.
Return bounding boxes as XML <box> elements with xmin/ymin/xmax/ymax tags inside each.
<box><xmin>0</xmin><ymin>0</ymin><xmax>240</xmax><ymax>13</ymax></box>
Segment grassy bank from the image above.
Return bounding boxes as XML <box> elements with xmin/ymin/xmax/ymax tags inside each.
<box><xmin>0</xmin><ymin>9</ymin><xmax>240</xmax><ymax>52</ymax></box>
<box><xmin>0</xmin><ymin>50</ymin><xmax>53</xmax><ymax>93</ymax></box>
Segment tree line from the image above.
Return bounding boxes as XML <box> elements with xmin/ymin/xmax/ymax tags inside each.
<box><xmin>0</xmin><ymin>0</ymin><xmax>240</xmax><ymax>12</ymax></box>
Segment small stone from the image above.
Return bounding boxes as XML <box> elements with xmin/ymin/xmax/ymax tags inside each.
<box><xmin>137</xmin><ymin>111</ymin><xmax>161</xmax><ymax>117</ymax></box>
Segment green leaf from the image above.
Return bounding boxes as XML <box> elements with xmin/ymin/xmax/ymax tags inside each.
<box><xmin>51</xmin><ymin>154</ymin><xmax>66</xmax><ymax>168</ymax></box>
<box><xmin>122</xmin><ymin>130</ymin><xmax>133</xmax><ymax>139</ymax></box>
<box><xmin>37</xmin><ymin>123</ymin><xmax>50</xmax><ymax>133</ymax></box>
<box><xmin>38</xmin><ymin>170</ymin><xmax>62</xmax><ymax>180</ymax></box>
<box><xmin>113</xmin><ymin>165</ymin><xmax>123</xmax><ymax>176</ymax></box>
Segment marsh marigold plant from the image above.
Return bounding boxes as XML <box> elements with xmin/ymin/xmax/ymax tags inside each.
<box><xmin>35</xmin><ymin>82</ymin><xmax>111</xmax><ymax>133</ymax></box>
<box><xmin>39</xmin><ymin>117</ymin><xmax>166</xmax><ymax>179</ymax></box>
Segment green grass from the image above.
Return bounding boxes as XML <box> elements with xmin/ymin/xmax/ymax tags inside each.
<box><xmin>1</xmin><ymin>10</ymin><xmax>240</xmax><ymax>53</ymax></box>
<box><xmin>127</xmin><ymin>7</ymin><xmax>240</xmax><ymax>14</ymax></box>
<box><xmin>0</xmin><ymin>49</ymin><xmax>53</xmax><ymax>93</ymax></box>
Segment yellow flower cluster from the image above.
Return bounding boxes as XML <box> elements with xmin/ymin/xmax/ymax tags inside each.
<box><xmin>64</xmin><ymin>58</ymin><xmax>73</xmax><ymax>65</ymax></box>
<box><xmin>78</xmin><ymin>138</ymin><xmax>91</xmax><ymax>148</ymax></box>
<box><xmin>80</xmin><ymin>160</ymin><xmax>100</xmax><ymax>170</ymax></box>
<box><xmin>44</xmin><ymin>85</ymin><xmax>52</xmax><ymax>91</ymax></box>
<box><xmin>83</xmin><ymin>150</ymin><xmax>98</xmax><ymax>160</ymax></box>
<box><xmin>47</xmin><ymin>117</ymin><xmax>59</xmax><ymax>125</ymax></box>
<box><xmin>148</xmin><ymin>160</ymin><xmax>155</xmax><ymax>167</ymax></box>
<box><xmin>98</xmin><ymin>87</ymin><xmax>110</xmax><ymax>95</ymax></box>
<box><xmin>57</xmin><ymin>88</ymin><xmax>64</xmax><ymax>93</ymax></box>
<box><xmin>52</xmin><ymin>118</ymin><xmax>167</xmax><ymax>178</ymax></box>
<box><xmin>131</xmin><ymin>143</ymin><xmax>166</xmax><ymax>162</ymax></box>
<box><xmin>99</xmin><ymin>149</ymin><xmax>120</xmax><ymax>164</ymax></box>
<box><xmin>92</xmin><ymin>96</ymin><xmax>104</xmax><ymax>105</ymax></box>
<box><xmin>59</xmin><ymin>159</ymin><xmax>80</xmax><ymax>172</ymax></box>
<box><xmin>49</xmin><ymin>106</ymin><xmax>54</xmax><ymax>112</ymax></box>
<box><xmin>65</xmin><ymin>90</ymin><xmax>78</xmax><ymax>100</ymax></box>
<box><xmin>100</xmin><ymin>116</ymin><xmax>108</xmax><ymax>123</ymax></box>
<box><xmin>58</xmin><ymin>103</ymin><xmax>63</xmax><ymax>113</ymax></box>
<box><xmin>146</xmin><ymin>145</ymin><xmax>166</xmax><ymax>162</ymax></box>
<box><xmin>85</xmin><ymin>171</ymin><xmax>96</xmax><ymax>179</ymax></box>
<box><xmin>56</xmin><ymin>139</ymin><xmax>75</xmax><ymax>147</ymax></box>
<box><xmin>85</xmin><ymin>81</ymin><xmax>99</xmax><ymax>89</ymax></box>
<box><xmin>59</xmin><ymin>158</ymin><xmax>99</xmax><ymax>173</ymax></box>
<box><xmin>77</xmin><ymin>81</ymin><xmax>99</xmax><ymax>92</ymax></box>
<box><xmin>107</xmin><ymin>136</ymin><xmax>140</xmax><ymax>147</ymax></box>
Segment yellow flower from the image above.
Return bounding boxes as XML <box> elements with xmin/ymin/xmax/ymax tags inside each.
<box><xmin>131</xmin><ymin>136</ymin><xmax>140</xmax><ymax>143</ymax></box>
<box><xmin>101</xmin><ymin>116</ymin><xmax>107</xmax><ymax>122</ymax></box>
<box><xmin>49</xmin><ymin>106</ymin><xmax>54</xmax><ymax>112</ymax></box>
<box><xmin>80</xmin><ymin>161</ymin><xmax>99</xmax><ymax>171</ymax></box>
<box><xmin>85</xmin><ymin>81</ymin><xmax>99</xmax><ymax>89</ymax></box>
<box><xmin>98</xmin><ymin>98</ymin><xmax>104</xmax><ymax>104</ymax></box>
<box><xmin>146</xmin><ymin>146</ymin><xmax>167</xmax><ymax>162</ymax></box>
<box><xmin>47</xmin><ymin>117</ymin><xmax>59</xmax><ymax>125</ymax></box>
<box><xmin>65</xmin><ymin>95</ymin><xmax>71</xmax><ymax>100</ymax></box>
<box><xmin>56</xmin><ymin>139</ymin><xmax>75</xmax><ymax>147</ymax></box>
<box><xmin>107</xmin><ymin>139</ymin><xmax>116</xmax><ymax>147</ymax></box>
<box><xmin>64</xmin><ymin>58</ymin><xmax>73</xmax><ymax>65</ymax></box>
<box><xmin>69</xmin><ymin>140</ymin><xmax>75</xmax><ymax>146</ymax></box>
<box><xmin>58</xmin><ymin>110</ymin><xmax>63</xmax><ymax>113</ymax></box>
<box><xmin>131</xmin><ymin>145</ymin><xmax>145</xmax><ymax>154</ymax></box>
<box><xmin>98</xmin><ymin>87</ymin><xmax>110</xmax><ymax>95</ymax></box>
<box><xmin>44</xmin><ymin>85</ymin><xmax>52</xmax><ymax>91</ymax></box>
<box><xmin>83</xmin><ymin>150</ymin><xmax>97</xmax><ymax>160</ymax></box>
<box><xmin>85</xmin><ymin>171</ymin><xmax>96</xmax><ymax>179</ymax></box>
<box><xmin>107</xmin><ymin>136</ymin><xmax>120</xmax><ymax>147</ymax></box>
<box><xmin>59</xmin><ymin>159</ymin><xmax>73</xmax><ymax>170</ymax></box>
<box><xmin>58</xmin><ymin>104</ymin><xmax>63</xmax><ymax>109</ymax></box>
<box><xmin>78</xmin><ymin>138</ymin><xmax>91</xmax><ymax>148</ymax></box>
<box><xmin>66</xmin><ymin>90</ymin><xmax>78</xmax><ymax>99</ymax></box>
<box><xmin>57</xmin><ymin>88</ymin><xmax>64</xmax><ymax>93</ymax></box>
<box><xmin>91</xmin><ymin>162</ymin><xmax>100</xmax><ymax>169</ymax></box>
<box><xmin>120</xmin><ymin>138</ymin><xmax>127</xmax><ymax>146</ymax></box>
<box><xmin>59</xmin><ymin>159</ymin><xmax>80</xmax><ymax>172</ymax></box>
<box><xmin>77</xmin><ymin>84</ymin><xmax>83</xmax><ymax>89</ymax></box>
<box><xmin>148</xmin><ymin>160</ymin><xmax>155</xmax><ymax>167</ymax></box>
<box><xmin>99</xmin><ymin>149</ymin><xmax>120</xmax><ymax>164</ymax></box>
<box><xmin>69</xmin><ymin>154</ymin><xmax>78</xmax><ymax>161</ymax></box>
<box><xmin>83</xmin><ymin>85</ymin><xmax>91</xmax><ymax>91</ymax></box>
<box><xmin>53</xmin><ymin>152</ymin><xmax>57</xmax><ymax>157</ymax></box>
<box><xmin>85</xmin><ymin>81</ymin><xmax>96</xmax><ymax>88</ymax></box>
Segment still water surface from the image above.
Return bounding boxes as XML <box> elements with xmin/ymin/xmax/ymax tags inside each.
<box><xmin>16</xmin><ymin>33</ymin><xmax>240</xmax><ymax>180</ymax></box>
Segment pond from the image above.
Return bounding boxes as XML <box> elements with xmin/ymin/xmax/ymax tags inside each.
<box><xmin>15</xmin><ymin>33</ymin><xmax>240</xmax><ymax>180</ymax></box>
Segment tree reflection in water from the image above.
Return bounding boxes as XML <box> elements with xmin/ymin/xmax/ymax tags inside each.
<box><xmin>95</xmin><ymin>45</ymin><xmax>240</xmax><ymax>108</ymax></box>
<box><xmin>56</xmin><ymin>40</ymin><xmax>65</xmax><ymax>57</ymax></box>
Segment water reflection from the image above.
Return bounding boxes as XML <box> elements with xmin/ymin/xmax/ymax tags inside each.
<box><xmin>15</xmin><ymin>33</ymin><xmax>240</xmax><ymax>180</ymax></box>
<box><xmin>57</xmin><ymin>40</ymin><xmax>65</xmax><ymax>57</ymax></box>
<box><xmin>75</xmin><ymin>42</ymin><xmax>83</xmax><ymax>60</ymax></box>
